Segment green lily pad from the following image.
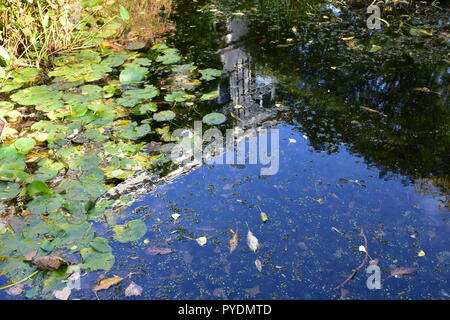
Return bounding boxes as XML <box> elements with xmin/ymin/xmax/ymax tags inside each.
<box><xmin>164</xmin><ymin>91</ymin><xmax>189</xmax><ymax>103</ymax></box>
<box><xmin>153</xmin><ymin>110</ymin><xmax>176</xmax><ymax>122</ymax></box>
<box><xmin>89</xmin><ymin>237</ymin><xmax>112</xmax><ymax>253</ymax></box>
<box><xmin>119</xmin><ymin>64</ymin><xmax>148</xmax><ymax>84</ymax></box>
<box><xmin>112</xmin><ymin>219</ymin><xmax>147</xmax><ymax>243</ymax></box>
<box><xmin>117</xmin><ymin>123</ymin><xmax>151</xmax><ymax>140</ymax></box>
<box><xmin>200</xmin><ymin>91</ymin><xmax>219</xmax><ymax>101</ymax></box>
<box><xmin>27</xmin><ymin>194</ymin><xmax>64</xmax><ymax>214</ymax></box>
<box><xmin>80</xmin><ymin>247</ymin><xmax>115</xmax><ymax>272</ymax></box>
<box><xmin>116</xmin><ymin>85</ymin><xmax>159</xmax><ymax>107</ymax></box>
<box><xmin>10</xmin><ymin>85</ymin><xmax>64</xmax><ymax>108</ymax></box>
<box><xmin>11</xmin><ymin>67</ymin><xmax>40</xmax><ymax>83</ymax></box>
<box><xmin>27</xmin><ymin>181</ymin><xmax>52</xmax><ymax>197</ymax></box>
<box><xmin>0</xmin><ymin>182</ymin><xmax>21</xmax><ymax>200</ymax></box>
<box><xmin>14</xmin><ymin>137</ymin><xmax>36</xmax><ymax>154</ymax></box>
<box><xmin>156</xmin><ymin>53</ymin><xmax>182</xmax><ymax>65</ymax></box>
<box><xmin>199</xmin><ymin>68</ymin><xmax>221</xmax><ymax>81</ymax></box>
<box><xmin>69</xmin><ymin>154</ymin><xmax>102</xmax><ymax>171</ymax></box>
<box><xmin>133</xmin><ymin>103</ymin><xmax>158</xmax><ymax>115</ymax></box>
<box><xmin>202</xmin><ymin>112</ymin><xmax>227</xmax><ymax>125</ymax></box>
<box><xmin>101</xmin><ymin>52</ymin><xmax>130</xmax><ymax>67</ymax></box>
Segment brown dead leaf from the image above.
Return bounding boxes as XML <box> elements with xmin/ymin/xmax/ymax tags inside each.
<box><xmin>23</xmin><ymin>250</ymin><xmax>37</xmax><ymax>261</ymax></box>
<box><xmin>32</xmin><ymin>255</ymin><xmax>69</xmax><ymax>271</ymax></box>
<box><xmin>93</xmin><ymin>276</ymin><xmax>123</xmax><ymax>291</ymax></box>
<box><xmin>146</xmin><ymin>247</ymin><xmax>174</xmax><ymax>255</ymax></box>
<box><xmin>390</xmin><ymin>267</ymin><xmax>417</xmax><ymax>277</ymax></box>
<box><xmin>229</xmin><ymin>232</ymin><xmax>238</xmax><ymax>253</ymax></box>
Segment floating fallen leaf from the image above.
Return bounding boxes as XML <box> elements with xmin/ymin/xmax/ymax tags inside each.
<box><xmin>247</xmin><ymin>229</ymin><xmax>259</xmax><ymax>253</ymax></box>
<box><xmin>414</xmin><ymin>87</ymin><xmax>431</xmax><ymax>92</ymax></box>
<box><xmin>196</xmin><ymin>236</ymin><xmax>207</xmax><ymax>246</ymax></box>
<box><xmin>124</xmin><ymin>282</ymin><xmax>143</xmax><ymax>297</ymax></box>
<box><xmin>358</xmin><ymin>245</ymin><xmax>367</xmax><ymax>253</ymax></box>
<box><xmin>93</xmin><ymin>276</ymin><xmax>123</xmax><ymax>291</ymax></box>
<box><xmin>146</xmin><ymin>247</ymin><xmax>174</xmax><ymax>255</ymax></box>
<box><xmin>418</xmin><ymin>250</ymin><xmax>426</xmax><ymax>257</ymax></box>
<box><xmin>32</xmin><ymin>255</ymin><xmax>69</xmax><ymax>271</ymax></box>
<box><xmin>5</xmin><ymin>284</ymin><xmax>23</xmax><ymax>296</ymax></box>
<box><xmin>171</xmin><ymin>213</ymin><xmax>180</xmax><ymax>221</ymax></box>
<box><xmin>234</xmin><ymin>104</ymin><xmax>243</xmax><ymax>109</ymax></box>
<box><xmin>288</xmin><ymin>138</ymin><xmax>297</xmax><ymax>144</ymax></box>
<box><xmin>342</xmin><ymin>36</ymin><xmax>355</xmax><ymax>41</ymax></box>
<box><xmin>54</xmin><ymin>287</ymin><xmax>71</xmax><ymax>300</ymax></box>
<box><xmin>229</xmin><ymin>232</ymin><xmax>238</xmax><ymax>253</ymax></box>
<box><xmin>260</xmin><ymin>212</ymin><xmax>269</xmax><ymax>223</ymax></box>
<box><xmin>390</xmin><ymin>267</ymin><xmax>417</xmax><ymax>277</ymax></box>
<box><xmin>23</xmin><ymin>250</ymin><xmax>37</xmax><ymax>261</ymax></box>
<box><xmin>314</xmin><ymin>198</ymin><xmax>324</xmax><ymax>204</ymax></box>
<box><xmin>230</xmin><ymin>112</ymin><xmax>241</xmax><ymax>121</ymax></box>
<box><xmin>255</xmin><ymin>259</ymin><xmax>262</xmax><ymax>272</ymax></box>
<box><xmin>360</xmin><ymin>106</ymin><xmax>386</xmax><ymax>116</ymax></box>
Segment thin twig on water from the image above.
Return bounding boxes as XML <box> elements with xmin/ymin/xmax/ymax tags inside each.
<box><xmin>333</xmin><ymin>228</ymin><xmax>369</xmax><ymax>290</ymax></box>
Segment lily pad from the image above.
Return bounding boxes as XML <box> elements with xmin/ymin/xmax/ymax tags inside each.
<box><xmin>14</xmin><ymin>138</ymin><xmax>36</xmax><ymax>154</ymax></box>
<box><xmin>0</xmin><ymin>182</ymin><xmax>21</xmax><ymax>200</ymax></box>
<box><xmin>27</xmin><ymin>194</ymin><xmax>64</xmax><ymax>214</ymax></box>
<box><xmin>153</xmin><ymin>110</ymin><xmax>176</xmax><ymax>122</ymax></box>
<box><xmin>80</xmin><ymin>247</ymin><xmax>115</xmax><ymax>272</ymax></box>
<box><xmin>199</xmin><ymin>68</ymin><xmax>221</xmax><ymax>81</ymax></box>
<box><xmin>156</xmin><ymin>53</ymin><xmax>182</xmax><ymax>65</ymax></box>
<box><xmin>112</xmin><ymin>219</ymin><xmax>147</xmax><ymax>242</ymax></box>
<box><xmin>117</xmin><ymin>123</ymin><xmax>151</xmax><ymax>140</ymax></box>
<box><xmin>200</xmin><ymin>91</ymin><xmax>219</xmax><ymax>101</ymax></box>
<box><xmin>89</xmin><ymin>237</ymin><xmax>112</xmax><ymax>253</ymax></box>
<box><xmin>164</xmin><ymin>91</ymin><xmax>189</xmax><ymax>103</ymax></box>
<box><xmin>202</xmin><ymin>112</ymin><xmax>226</xmax><ymax>125</ymax></box>
<box><xmin>119</xmin><ymin>64</ymin><xmax>148</xmax><ymax>84</ymax></box>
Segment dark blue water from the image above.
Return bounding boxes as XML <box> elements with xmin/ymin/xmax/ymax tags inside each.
<box><xmin>78</xmin><ymin>124</ymin><xmax>449</xmax><ymax>300</ymax></box>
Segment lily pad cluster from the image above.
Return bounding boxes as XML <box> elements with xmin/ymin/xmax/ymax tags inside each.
<box><xmin>0</xmin><ymin>40</ymin><xmax>224</xmax><ymax>298</ymax></box>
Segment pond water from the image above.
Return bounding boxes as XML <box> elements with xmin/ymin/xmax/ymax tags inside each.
<box><xmin>68</xmin><ymin>1</ymin><xmax>449</xmax><ymax>299</ymax></box>
<box><xmin>1</xmin><ymin>0</ymin><xmax>449</xmax><ymax>300</ymax></box>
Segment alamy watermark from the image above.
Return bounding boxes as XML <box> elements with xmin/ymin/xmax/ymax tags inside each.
<box><xmin>367</xmin><ymin>5</ymin><xmax>382</xmax><ymax>30</ymax></box>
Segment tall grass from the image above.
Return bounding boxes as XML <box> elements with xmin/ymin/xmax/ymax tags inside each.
<box><xmin>116</xmin><ymin>0</ymin><xmax>173</xmax><ymax>43</ymax></box>
<box><xmin>0</xmin><ymin>0</ymin><xmax>124</xmax><ymax>71</ymax></box>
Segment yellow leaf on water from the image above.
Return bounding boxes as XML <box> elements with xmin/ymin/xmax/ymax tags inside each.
<box><xmin>288</xmin><ymin>138</ymin><xmax>297</xmax><ymax>144</ymax></box>
<box><xmin>196</xmin><ymin>236</ymin><xmax>207</xmax><ymax>246</ymax></box>
<box><xmin>260</xmin><ymin>212</ymin><xmax>269</xmax><ymax>223</ymax></box>
<box><xmin>171</xmin><ymin>213</ymin><xmax>180</xmax><ymax>221</ymax></box>
<box><xmin>359</xmin><ymin>245</ymin><xmax>367</xmax><ymax>253</ymax></box>
<box><xmin>418</xmin><ymin>250</ymin><xmax>426</xmax><ymax>257</ymax></box>
<box><xmin>342</xmin><ymin>36</ymin><xmax>355</xmax><ymax>41</ymax></box>
<box><xmin>93</xmin><ymin>276</ymin><xmax>123</xmax><ymax>291</ymax></box>
<box><xmin>229</xmin><ymin>232</ymin><xmax>238</xmax><ymax>253</ymax></box>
